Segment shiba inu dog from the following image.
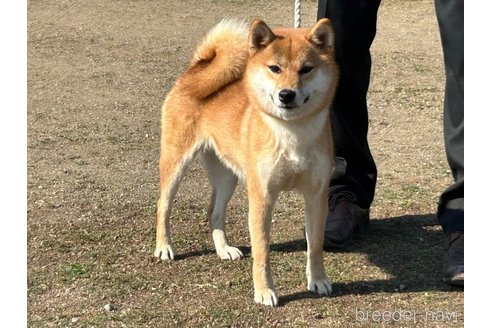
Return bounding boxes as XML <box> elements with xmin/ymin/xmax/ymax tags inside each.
<box><xmin>154</xmin><ymin>18</ymin><xmax>339</xmax><ymax>307</ymax></box>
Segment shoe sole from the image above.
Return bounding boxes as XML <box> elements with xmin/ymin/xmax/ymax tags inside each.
<box><xmin>443</xmin><ymin>272</ymin><xmax>464</xmax><ymax>286</ymax></box>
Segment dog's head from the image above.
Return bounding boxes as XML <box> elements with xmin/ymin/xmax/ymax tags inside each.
<box><xmin>246</xmin><ymin>19</ymin><xmax>338</xmax><ymax>121</ymax></box>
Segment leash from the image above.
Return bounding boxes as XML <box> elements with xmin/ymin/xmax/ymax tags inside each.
<box><xmin>294</xmin><ymin>0</ymin><xmax>301</xmax><ymax>28</ymax></box>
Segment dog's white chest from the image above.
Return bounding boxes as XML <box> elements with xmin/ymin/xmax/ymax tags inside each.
<box><xmin>264</xmin><ymin>133</ymin><xmax>328</xmax><ymax>190</ymax></box>
<box><xmin>255</xmin><ymin>110</ymin><xmax>330</xmax><ymax>191</ymax></box>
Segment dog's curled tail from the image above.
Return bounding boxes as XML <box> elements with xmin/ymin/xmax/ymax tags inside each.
<box><xmin>180</xmin><ymin>19</ymin><xmax>249</xmax><ymax>100</ymax></box>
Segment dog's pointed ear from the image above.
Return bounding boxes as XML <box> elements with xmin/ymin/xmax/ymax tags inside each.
<box><xmin>249</xmin><ymin>19</ymin><xmax>276</xmax><ymax>53</ymax></box>
<box><xmin>307</xmin><ymin>18</ymin><xmax>335</xmax><ymax>51</ymax></box>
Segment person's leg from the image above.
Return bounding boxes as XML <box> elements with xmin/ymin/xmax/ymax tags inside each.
<box><xmin>317</xmin><ymin>0</ymin><xmax>380</xmax><ymax>248</ymax></box>
<box><xmin>434</xmin><ymin>0</ymin><xmax>464</xmax><ymax>285</ymax></box>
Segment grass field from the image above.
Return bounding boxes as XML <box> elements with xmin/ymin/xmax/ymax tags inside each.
<box><xmin>28</xmin><ymin>0</ymin><xmax>463</xmax><ymax>326</ymax></box>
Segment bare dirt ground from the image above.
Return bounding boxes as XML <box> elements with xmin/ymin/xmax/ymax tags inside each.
<box><xmin>28</xmin><ymin>0</ymin><xmax>463</xmax><ymax>326</ymax></box>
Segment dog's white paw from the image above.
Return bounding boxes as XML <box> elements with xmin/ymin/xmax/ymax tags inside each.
<box><xmin>154</xmin><ymin>244</ymin><xmax>175</xmax><ymax>261</ymax></box>
<box><xmin>254</xmin><ymin>288</ymin><xmax>278</xmax><ymax>307</ymax></box>
<box><xmin>217</xmin><ymin>246</ymin><xmax>244</xmax><ymax>260</ymax></box>
<box><xmin>307</xmin><ymin>277</ymin><xmax>332</xmax><ymax>296</ymax></box>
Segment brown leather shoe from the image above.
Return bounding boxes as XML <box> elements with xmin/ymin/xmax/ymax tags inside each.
<box><xmin>443</xmin><ymin>232</ymin><xmax>464</xmax><ymax>286</ymax></box>
<box><xmin>323</xmin><ymin>188</ymin><xmax>369</xmax><ymax>250</ymax></box>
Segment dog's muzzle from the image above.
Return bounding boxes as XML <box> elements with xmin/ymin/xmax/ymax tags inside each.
<box><xmin>278</xmin><ymin>89</ymin><xmax>296</xmax><ymax>105</ymax></box>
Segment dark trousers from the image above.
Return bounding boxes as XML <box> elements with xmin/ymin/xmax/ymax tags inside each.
<box><xmin>317</xmin><ymin>0</ymin><xmax>463</xmax><ymax>234</ymax></box>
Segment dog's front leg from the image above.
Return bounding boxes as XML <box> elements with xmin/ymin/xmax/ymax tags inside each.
<box><xmin>303</xmin><ymin>189</ymin><xmax>332</xmax><ymax>296</ymax></box>
<box><xmin>247</xmin><ymin>178</ymin><xmax>278</xmax><ymax>307</ymax></box>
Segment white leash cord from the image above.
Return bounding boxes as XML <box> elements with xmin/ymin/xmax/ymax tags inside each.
<box><xmin>294</xmin><ymin>0</ymin><xmax>301</xmax><ymax>28</ymax></box>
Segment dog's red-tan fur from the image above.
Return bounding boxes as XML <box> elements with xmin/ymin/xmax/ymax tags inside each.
<box><xmin>154</xmin><ymin>18</ymin><xmax>339</xmax><ymax>306</ymax></box>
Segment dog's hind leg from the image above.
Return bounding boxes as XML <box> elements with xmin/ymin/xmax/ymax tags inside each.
<box><xmin>154</xmin><ymin>141</ymin><xmax>200</xmax><ymax>261</ymax></box>
<box><xmin>202</xmin><ymin>150</ymin><xmax>243</xmax><ymax>260</ymax></box>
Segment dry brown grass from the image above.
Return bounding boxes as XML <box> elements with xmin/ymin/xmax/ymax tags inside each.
<box><xmin>28</xmin><ymin>0</ymin><xmax>463</xmax><ymax>326</ymax></box>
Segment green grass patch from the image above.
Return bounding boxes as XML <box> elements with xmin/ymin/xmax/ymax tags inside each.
<box><xmin>62</xmin><ymin>263</ymin><xmax>93</xmax><ymax>282</ymax></box>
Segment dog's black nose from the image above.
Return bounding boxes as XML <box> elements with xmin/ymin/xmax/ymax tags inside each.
<box><xmin>278</xmin><ymin>89</ymin><xmax>296</xmax><ymax>104</ymax></box>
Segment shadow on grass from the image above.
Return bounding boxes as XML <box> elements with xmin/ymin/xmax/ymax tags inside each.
<box><xmin>172</xmin><ymin>214</ymin><xmax>463</xmax><ymax>306</ymax></box>
<box><xmin>274</xmin><ymin>214</ymin><xmax>463</xmax><ymax>306</ymax></box>
<box><xmin>174</xmin><ymin>249</ymin><xmax>216</xmax><ymax>261</ymax></box>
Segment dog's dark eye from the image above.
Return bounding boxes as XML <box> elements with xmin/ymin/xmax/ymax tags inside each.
<box><xmin>268</xmin><ymin>65</ymin><xmax>281</xmax><ymax>74</ymax></box>
<box><xmin>299</xmin><ymin>66</ymin><xmax>313</xmax><ymax>75</ymax></box>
